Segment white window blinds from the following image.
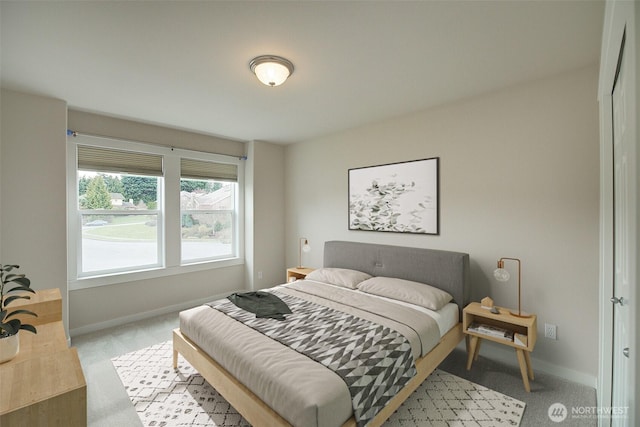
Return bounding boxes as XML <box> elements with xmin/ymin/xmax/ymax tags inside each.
<box><xmin>77</xmin><ymin>145</ymin><xmax>163</xmax><ymax>176</ymax></box>
<box><xmin>180</xmin><ymin>158</ymin><xmax>238</xmax><ymax>182</ymax></box>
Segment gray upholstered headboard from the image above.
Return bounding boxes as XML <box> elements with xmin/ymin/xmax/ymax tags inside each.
<box><xmin>323</xmin><ymin>241</ymin><xmax>470</xmax><ymax>314</ymax></box>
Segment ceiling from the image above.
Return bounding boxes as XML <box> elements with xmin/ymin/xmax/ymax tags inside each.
<box><xmin>1</xmin><ymin>1</ymin><xmax>604</xmax><ymax>145</ymax></box>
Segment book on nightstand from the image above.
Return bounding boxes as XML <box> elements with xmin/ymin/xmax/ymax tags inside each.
<box><xmin>468</xmin><ymin>322</ymin><xmax>514</xmax><ymax>341</ymax></box>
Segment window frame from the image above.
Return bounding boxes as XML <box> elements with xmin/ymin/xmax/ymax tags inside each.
<box><xmin>67</xmin><ymin>135</ymin><xmax>244</xmax><ymax>290</ymax></box>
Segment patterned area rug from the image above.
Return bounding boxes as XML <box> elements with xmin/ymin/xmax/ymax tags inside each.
<box><xmin>112</xmin><ymin>341</ymin><xmax>525</xmax><ymax>427</ymax></box>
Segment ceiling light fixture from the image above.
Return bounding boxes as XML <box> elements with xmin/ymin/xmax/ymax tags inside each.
<box><xmin>249</xmin><ymin>55</ymin><xmax>294</xmax><ymax>87</ymax></box>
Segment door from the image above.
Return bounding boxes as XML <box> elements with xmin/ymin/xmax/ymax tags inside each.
<box><xmin>611</xmin><ymin>31</ymin><xmax>632</xmax><ymax>427</ymax></box>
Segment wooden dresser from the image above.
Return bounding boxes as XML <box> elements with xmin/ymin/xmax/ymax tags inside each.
<box><xmin>0</xmin><ymin>288</ymin><xmax>87</xmax><ymax>426</ymax></box>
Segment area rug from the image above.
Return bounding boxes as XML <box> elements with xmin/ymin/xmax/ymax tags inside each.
<box><xmin>112</xmin><ymin>341</ymin><xmax>525</xmax><ymax>427</ymax></box>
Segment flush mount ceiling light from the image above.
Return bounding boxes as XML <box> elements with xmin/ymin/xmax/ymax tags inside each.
<box><xmin>249</xmin><ymin>55</ymin><xmax>294</xmax><ymax>87</ymax></box>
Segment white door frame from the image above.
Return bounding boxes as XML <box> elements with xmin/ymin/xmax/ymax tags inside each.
<box><xmin>598</xmin><ymin>1</ymin><xmax>637</xmax><ymax>426</ymax></box>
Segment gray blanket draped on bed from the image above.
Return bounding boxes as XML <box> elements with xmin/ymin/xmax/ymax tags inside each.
<box><xmin>209</xmin><ymin>290</ymin><xmax>417</xmax><ymax>427</ymax></box>
<box><xmin>227</xmin><ymin>291</ymin><xmax>292</xmax><ymax>320</ymax></box>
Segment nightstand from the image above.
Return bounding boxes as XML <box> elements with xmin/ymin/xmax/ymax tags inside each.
<box><xmin>463</xmin><ymin>302</ymin><xmax>537</xmax><ymax>392</ymax></box>
<box><xmin>286</xmin><ymin>267</ymin><xmax>314</xmax><ymax>283</ymax></box>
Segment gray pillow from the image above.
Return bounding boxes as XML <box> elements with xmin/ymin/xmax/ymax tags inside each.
<box><xmin>305</xmin><ymin>268</ymin><xmax>372</xmax><ymax>289</ymax></box>
<box><xmin>357</xmin><ymin>276</ymin><xmax>453</xmax><ymax>311</ymax></box>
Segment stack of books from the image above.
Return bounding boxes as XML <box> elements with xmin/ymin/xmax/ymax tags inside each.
<box><xmin>468</xmin><ymin>322</ymin><xmax>514</xmax><ymax>341</ymax></box>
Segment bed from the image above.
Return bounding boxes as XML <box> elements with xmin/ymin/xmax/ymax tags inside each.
<box><xmin>173</xmin><ymin>240</ymin><xmax>470</xmax><ymax>427</ymax></box>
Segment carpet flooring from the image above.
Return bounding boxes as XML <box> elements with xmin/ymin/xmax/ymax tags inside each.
<box><xmin>112</xmin><ymin>340</ymin><xmax>525</xmax><ymax>427</ymax></box>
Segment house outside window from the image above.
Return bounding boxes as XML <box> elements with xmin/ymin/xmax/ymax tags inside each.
<box><xmin>180</xmin><ymin>180</ymin><xmax>235</xmax><ymax>263</ymax></box>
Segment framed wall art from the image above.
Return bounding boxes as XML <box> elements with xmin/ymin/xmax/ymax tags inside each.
<box><xmin>348</xmin><ymin>157</ymin><xmax>439</xmax><ymax>235</ymax></box>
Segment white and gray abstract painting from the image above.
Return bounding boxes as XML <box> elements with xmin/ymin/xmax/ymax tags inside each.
<box><xmin>349</xmin><ymin>158</ymin><xmax>438</xmax><ymax>234</ymax></box>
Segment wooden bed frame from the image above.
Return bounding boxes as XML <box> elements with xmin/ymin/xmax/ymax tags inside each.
<box><xmin>173</xmin><ymin>241</ymin><xmax>470</xmax><ymax>427</ymax></box>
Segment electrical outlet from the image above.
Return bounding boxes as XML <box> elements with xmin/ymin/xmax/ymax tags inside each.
<box><xmin>545</xmin><ymin>323</ymin><xmax>557</xmax><ymax>340</ymax></box>
<box><xmin>257</xmin><ymin>271</ymin><xmax>263</xmax><ymax>280</ymax></box>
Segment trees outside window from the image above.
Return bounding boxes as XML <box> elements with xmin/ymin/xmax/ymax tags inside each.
<box><xmin>83</xmin><ymin>176</ymin><xmax>112</xmax><ymax>209</ymax></box>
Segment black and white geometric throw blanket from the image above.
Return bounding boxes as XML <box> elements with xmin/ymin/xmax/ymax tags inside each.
<box><xmin>208</xmin><ymin>290</ymin><xmax>417</xmax><ymax>427</ymax></box>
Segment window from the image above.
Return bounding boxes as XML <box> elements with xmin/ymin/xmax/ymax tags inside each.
<box><xmin>67</xmin><ymin>135</ymin><xmax>243</xmax><ymax>287</ymax></box>
<box><xmin>79</xmin><ymin>173</ymin><xmax>162</xmax><ymax>275</ymax></box>
<box><xmin>180</xmin><ymin>158</ymin><xmax>238</xmax><ymax>263</ymax></box>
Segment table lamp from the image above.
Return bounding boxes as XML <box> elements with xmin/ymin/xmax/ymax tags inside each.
<box><xmin>298</xmin><ymin>238</ymin><xmax>311</xmax><ymax>268</ymax></box>
<box><xmin>494</xmin><ymin>257</ymin><xmax>531</xmax><ymax>318</ymax></box>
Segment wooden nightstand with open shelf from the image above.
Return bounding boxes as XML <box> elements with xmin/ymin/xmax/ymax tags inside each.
<box><xmin>463</xmin><ymin>301</ymin><xmax>537</xmax><ymax>392</ymax></box>
<box><xmin>286</xmin><ymin>267</ymin><xmax>314</xmax><ymax>283</ymax></box>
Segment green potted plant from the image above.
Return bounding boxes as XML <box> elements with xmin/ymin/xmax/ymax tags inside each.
<box><xmin>1</xmin><ymin>264</ymin><xmax>37</xmax><ymax>363</ymax></box>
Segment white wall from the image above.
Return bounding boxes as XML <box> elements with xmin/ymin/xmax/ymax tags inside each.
<box><xmin>245</xmin><ymin>141</ymin><xmax>285</xmax><ymax>290</ymax></box>
<box><xmin>1</xmin><ymin>89</ymin><xmax>69</xmax><ymax>333</ymax></box>
<box><xmin>284</xmin><ymin>65</ymin><xmax>600</xmax><ymax>385</ymax></box>
<box><xmin>67</xmin><ymin>110</ymin><xmax>245</xmax><ymax>157</ymax></box>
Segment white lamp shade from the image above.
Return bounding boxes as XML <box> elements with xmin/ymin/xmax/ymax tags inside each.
<box><xmin>254</xmin><ymin>62</ymin><xmax>290</xmax><ymax>86</ymax></box>
<box><xmin>493</xmin><ymin>268</ymin><xmax>510</xmax><ymax>282</ymax></box>
<box><xmin>302</xmin><ymin>242</ymin><xmax>311</xmax><ymax>253</ymax></box>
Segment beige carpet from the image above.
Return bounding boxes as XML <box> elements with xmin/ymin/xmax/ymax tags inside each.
<box><xmin>112</xmin><ymin>340</ymin><xmax>525</xmax><ymax>427</ymax></box>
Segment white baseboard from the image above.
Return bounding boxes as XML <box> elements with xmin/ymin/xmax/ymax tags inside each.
<box><xmin>456</xmin><ymin>341</ymin><xmax>597</xmax><ymax>389</ymax></box>
<box><xmin>69</xmin><ymin>289</ymin><xmax>244</xmax><ymax>338</ymax></box>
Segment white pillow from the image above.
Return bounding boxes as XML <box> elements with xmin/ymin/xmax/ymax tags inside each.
<box><xmin>357</xmin><ymin>276</ymin><xmax>453</xmax><ymax>311</ymax></box>
<box><xmin>305</xmin><ymin>268</ymin><xmax>372</xmax><ymax>289</ymax></box>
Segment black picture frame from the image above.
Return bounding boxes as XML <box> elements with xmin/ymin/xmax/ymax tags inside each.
<box><xmin>348</xmin><ymin>157</ymin><xmax>439</xmax><ymax>235</ymax></box>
